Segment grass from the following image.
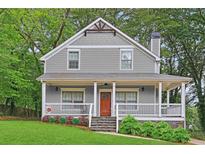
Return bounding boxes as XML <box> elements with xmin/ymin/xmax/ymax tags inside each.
<box><xmin>0</xmin><ymin>120</ymin><xmax>174</xmax><ymax>145</ymax></box>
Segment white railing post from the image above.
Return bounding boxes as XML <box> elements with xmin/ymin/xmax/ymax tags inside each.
<box><xmin>181</xmin><ymin>82</ymin><xmax>185</xmax><ymax>118</ymax></box>
<box><xmin>116</xmin><ymin>103</ymin><xmax>119</xmax><ymax>133</ymax></box>
<box><xmin>93</xmin><ymin>82</ymin><xmax>97</xmax><ymax>117</ymax></box>
<box><xmin>112</xmin><ymin>82</ymin><xmax>116</xmax><ymax>117</ymax></box>
<box><xmin>159</xmin><ymin>82</ymin><xmax>162</xmax><ymax>117</ymax></box>
<box><xmin>89</xmin><ymin>104</ymin><xmax>93</xmax><ymax>128</ymax></box>
<box><xmin>42</xmin><ymin>82</ymin><xmax>46</xmax><ymax>119</ymax></box>
<box><xmin>167</xmin><ymin>90</ymin><xmax>170</xmax><ymax>107</ymax></box>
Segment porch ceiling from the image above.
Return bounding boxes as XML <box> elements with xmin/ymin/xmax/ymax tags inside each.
<box><xmin>37</xmin><ymin>73</ymin><xmax>191</xmax><ymax>91</ymax></box>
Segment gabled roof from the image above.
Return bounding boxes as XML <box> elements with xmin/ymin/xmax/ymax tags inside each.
<box><xmin>40</xmin><ymin>17</ymin><xmax>160</xmax><ymax>61</ymax></box>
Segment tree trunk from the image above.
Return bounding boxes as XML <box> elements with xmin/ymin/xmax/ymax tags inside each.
<box><xmin>10</xmin><ymin>101</ymin><xmax>15</xmax><ymax>115</ymax></box>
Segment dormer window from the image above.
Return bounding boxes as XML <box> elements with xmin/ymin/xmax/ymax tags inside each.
<box><xmin>120</xmin><ymin>49</ymin><xmax>133</xmax><ymax>70</ymax></box>
<box><xmin>67</xmin><ymin>49</ymin><xmax>80</xmax><ymax>70</ymax></box>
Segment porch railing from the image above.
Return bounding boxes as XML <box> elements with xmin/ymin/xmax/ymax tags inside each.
<box><xmin>45</xmin><ymin>103</ymin><xmax>93</xmax><ymax>127</ymax></box>
<box><xmin>116</xmin><ymin>103</ymin><xmax>182</xmax><ymax>132</ymax></box>
<box><xmin>116</xmin><ymin>103</ymin><xmax>182</xmax><ymax>118</ymax></box>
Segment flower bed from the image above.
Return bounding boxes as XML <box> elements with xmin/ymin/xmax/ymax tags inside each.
<box><xmin>42</xmin><ymin>115</ymin><xmax>88</xmax><ymax>126</ymax></box>
<box><xmin>119</xmin><ymin>115</ymin><xmax>190</xmax><ymax>143</ymax></box>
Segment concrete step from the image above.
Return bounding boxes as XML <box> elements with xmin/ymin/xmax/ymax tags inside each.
<box><xmin>91</xmin><ymin>117</ymin><xmax>116</xmax><ymax>132</ymax></box>
<box><xmin>91</xmin><ymin>122</ymin><xmax>116</xmax><ymax>126</ymax></box>
<box><xmin>91</xmin><ymin>127</ymin><xmax>116</xmax><ymax>132</ymax></box>
<box><xmin>91</xmin><ymin>120</ymin><xmax>116</xmax><ymax>123</ymax></box>
<box><xmin>91</xmin><ymin>125</ymin><xmax>116</xmax><ymax>128</ymax></box>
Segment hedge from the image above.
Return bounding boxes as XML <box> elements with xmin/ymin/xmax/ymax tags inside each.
<box><xmin>119</xmin><ymin>115</ymin><xmax>190</xmax><ymax>143</ymax></box>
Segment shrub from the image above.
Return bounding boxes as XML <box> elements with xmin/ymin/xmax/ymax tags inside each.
<box><xmin>141</xmin><ymin>121</ymin><xmax>155</xmax><ymax>137</ymax></box>
<box><xmin>119</xmin><ymin>115</ymin><xmax>190</xmax><ymax>143</ymax></box>
<box><xmin>119</xmin><ymin>115</ymin><xmax>137</xmax><ymax>134</ymax></box>
<box><xmin>0</xmin><ymin>112</ymin><xmax>4</xmax><ymax>116</ymax></box>
<box><xmin>60</xmin><ymin>116</ymin><xmax>67</xmax><ymax>124</ymax></box>
<box><xmin>48</xmin><ymin>116</ymin><xmax>56</xmax><ymax>123</ymax></box>
<box><xmin>42</xmin><ymin>115</ymin><xmax>49</xmax><ymax>122</ymax></box>
<box><xmin>72</xmin><ymin>118</ymin><xmax>80</xmax><ymax>125</ymax></box>
<box><xmin>66</xmin><ymin>116</ymin><xmax>73</xmax><ymax>124</ymax></box>
<box><xmin>151</xmin><ymin>122</ymin><xmax>172</xmax><ymax>139</ymax></box>
<box><xmin>131</xmin><ymin>122</ymin><xmax>143</xmax><ymax>135</ymax></box>
<box><xmin>55</xmin><ymin>115</ymin><xmax>61</xmax><ymax>123</ymax></box>
<box><xmin>172</xmin><ymin>127</ymin><xmax>190</xmax><ymax>143</ymax></box>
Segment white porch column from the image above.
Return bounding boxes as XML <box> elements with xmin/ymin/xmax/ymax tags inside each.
<box><xmin>93</xmin><ymin>82</ymin><xmax>97</xmax><ymax>117</ymax></box>
<box><xmin>158</xmin><ymin>82</ymin><xmax>162</xmax><ymax>117</ymax></box>
<box><xmin>112</xmin><ymin>82</ymin><xmax>116</xmax><ymax>117</ymax></box>
<box><xmin>181</xmin><ymin>82</ymin><xmax>186</xmax><ymax>118</ymax></box>
<box><xmin>167</xmin><ymin>90</ymin><xmax>170</xmax><ymax>107</ymax></box>
<box><xmin>42</xmin><ymin>82</ymin><xmax>46</xmax><ymax>119</ymax></box>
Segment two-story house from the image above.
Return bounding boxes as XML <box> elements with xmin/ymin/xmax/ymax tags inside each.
<box><xmin>37</xmin><ymin>17</ymin><xmax>191</xmax><ymax>132</ymax></box>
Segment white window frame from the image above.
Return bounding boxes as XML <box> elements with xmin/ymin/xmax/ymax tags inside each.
<box><xmin>116</xmin><ymin>88</ymin><xmax>139</xmax><ymax>104</ymax></box>
<box><xmin>120</xmin><ymin>49</ymin><xmax>133</xmax><ymax>70</ymax></box>
<box><xmin>67</xmin><ymin>49</ymin><xmax>80</xmax><ymax>70</ymax></box>
<box><xmin>61</xmin><ymin>88</ymin><xmax>85</xmax><ymax>104</ymax></box>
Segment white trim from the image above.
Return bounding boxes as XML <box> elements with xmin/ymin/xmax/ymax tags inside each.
<box><xmin>93</xmin><ymin>82</ymin><xmax>97</xmax><ymax>117</ymax></box>
<box><xmin>120</xmin><ymin>49</ymin><xmax>133</xmax><ymax>70</ymax></box>
<box><xmin>88</xmin><ymin>104</ymin><xmax>93</xmax><ymax>128</ymax></box>
<box><xmin>181</xmin><ymin>82</ymin><xmax>186</xmax><ymax>118</ymax></box>
<box><xmin>60</xmin><ymin>88</ymin><xmax>85</xmax><ymax>104</ymax></box>
<box><xmin>167</xmin><ymin>90</ymin><xmax>170</xmax><ymax>107</ymax></box>
<box><xmin>154</xmin><ymin>84</ymin><xmax>156</xmax><ymax>114</ymax></box>
<box><xmin>112</xmin><ymin>82</ymin><xmax>116</xmax><ymax>117</ymax></box>
<box><xmin>41</xmin><ymin>82</ymin><xmax>46</xmax><ymax>118</ymax></box>
<box><xmin>158</xmin><ymin>82</ymin><xmax>162</xmax><ymax>117</ymax></box>
<box><xmin>67</xmin><ymin>45</ymin><xmax>134</xmax><ymax>49</ymax></box>
<box><xmin>44</xmin><ymin>61</ymin><xmax>47</xmax><ymax>73</ymax></box>
<box><xmin>40</xmin><ymin>17</ymin><xmax>160</xmax><ymax>61</ymax></box>
<box><xmin>67</xmin><ymin>49</ymin><xmax>80</xmax><ymax>70</ymax></box>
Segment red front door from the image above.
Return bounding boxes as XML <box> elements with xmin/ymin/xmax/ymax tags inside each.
<box><xmin>100</xmin><ymin>92</ymin><xmax>111</xmax><ymax>116</ymax></box>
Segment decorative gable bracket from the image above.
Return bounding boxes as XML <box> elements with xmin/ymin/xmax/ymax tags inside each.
<box><xmin>84</xmin><ymin>20</ymin><xmax>116</xmax><ymax>36</ymax></box>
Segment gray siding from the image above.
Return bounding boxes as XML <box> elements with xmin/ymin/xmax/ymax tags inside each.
<box><xmin>45</xmin><ymin>32</ymin><xmax>156</xmax><ymax>73</ymax></box>
<box><xmin>71</xmin><ymin>33</ymin><xmax>131</xmax><ymax>46</ymax></box>
<box><xmin>46</xmin><ymin>85</ymin><xmax>156</xmax><ymax>116</ymax></box>
<box><xmin>46</xmin><ymin>48</ymin><xmax>155</xmax><ymax>73</ymax></box>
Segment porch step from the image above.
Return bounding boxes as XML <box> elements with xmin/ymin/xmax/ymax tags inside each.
<box><xmin>91</xmin><ymin>117</ymin><xmax>116</xmax><ymax>132</ymax></box>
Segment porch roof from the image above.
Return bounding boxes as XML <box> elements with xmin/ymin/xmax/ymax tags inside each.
<box><xmin>37</xmin><ymin>73</ymin><xmax>192</xmax><ymax>82</ymax></box>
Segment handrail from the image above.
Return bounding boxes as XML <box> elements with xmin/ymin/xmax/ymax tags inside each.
<box><xmin>116</xmin><ymin>103</ymin><xmax>119</xmax><ymax>133</ymax></box>
<box><xmin>46</xmin><ymin>103</ymin><xmax>92</xmax><ymax>105</ymax></box>
<box><xmin>88</xmin><ymin>104</ymin><xmax>93</xmax><ymax>128</ymax></box>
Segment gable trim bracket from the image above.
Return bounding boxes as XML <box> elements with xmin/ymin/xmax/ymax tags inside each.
<box><xmin>40</xmin><ymin>17</ymin><xmax>160</xmax><ymax>62</ymax></box>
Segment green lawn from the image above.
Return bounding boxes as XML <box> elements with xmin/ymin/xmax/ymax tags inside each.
<box><xmin>0</xmin><ymin>120</ymin><xmax>174</xmax><ymax>145</ymax></box>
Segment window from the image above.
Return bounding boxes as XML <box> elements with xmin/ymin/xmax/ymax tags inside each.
<box><xmin>62</xmin><ymin>91</ymin><xmax>84</xmax><ymax>103</ymax></box>
<box><xmin>68</xmin><ymin>50</ymin><xmax>80</xmax><ymax>69</ymax></box>
<box><xmin>121</xmin><ymin>49</ymin><xmax>133</xmax><ymax>70</ymax></box>
<box><xmin>116</xmin><ymin>92</ymin><xmax>138</xmax><ymax>103</ymax></box>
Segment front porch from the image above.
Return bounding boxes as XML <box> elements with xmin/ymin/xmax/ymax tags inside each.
<box><xmin>41</xmin><ymin>79</ymin><xmax>187</xmax><ymax>131</ymax></box>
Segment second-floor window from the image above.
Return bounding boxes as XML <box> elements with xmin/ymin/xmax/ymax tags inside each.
<box><xmin>120</xmin><ymin>49</ymin><xmax>133</xmax><ymax>70</ymax></box>
<box><xmin>68</xmin><ymin>49</ymin><xmax>80</xmax><ymax>70</ymax></box>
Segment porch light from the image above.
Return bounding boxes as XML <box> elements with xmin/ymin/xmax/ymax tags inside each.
<box><xmin>141</xmin><ymin>87</ymin><xmax>144</xmax><ymax>92</ymax></box>
<box><xmin>55</xmin><ymin>87</ymin><xmax>59</xmax><ymax>91</ymax></box>
<box><xmin>104</xmin><ymin>83</ymin><xmax>108</xmax><ymax>86</ymax></box>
